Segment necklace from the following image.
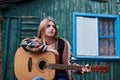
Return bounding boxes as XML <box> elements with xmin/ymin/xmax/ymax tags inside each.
<box><xmin>45</xmin><ymin>38</ymin><xmax>58</xmax><ymax>50</ymax></box>
<box><xmin>45</xmin><ymin>39</ymin><xmax>55</xmax><ymax>45</ymax></box>
<box><xmin>46</xmin><ymin>41</ymin><xmax>54</xmax><ymax>45</ymax></box>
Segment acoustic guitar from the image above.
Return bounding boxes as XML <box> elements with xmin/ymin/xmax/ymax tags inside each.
<box><xmin>14</xmin><ymin>47</ymin><xmax>109</xmax><ymax>80</ymax></box>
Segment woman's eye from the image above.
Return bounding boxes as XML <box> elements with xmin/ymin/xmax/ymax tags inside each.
<box><xmin>47</xmin><ymin>25</ymin><xmax>56</xmax><ymax>28</ymax></box>
<box><xmin>53</xmin><ymin>25</ymin><xmax>56</xmax><ymax>28</ymax></box>
<box><xmin>47</xmin><ymin>25</ymin><xmax>50</xmax><ymax>27</ymax></box>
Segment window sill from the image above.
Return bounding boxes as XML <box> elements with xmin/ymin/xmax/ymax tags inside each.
<box><xmin>75</xmin><ymin>56</ymin><xmax>120</xmax><ymax>60</ymax></box>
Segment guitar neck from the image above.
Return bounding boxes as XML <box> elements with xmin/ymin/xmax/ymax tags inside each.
<box><xmin>48</xmin><ymin>64</ymin><xmax>109</xmax><ymax>73</ymax></box>
<box><xmin>48</xmin><ymin>64</ymin><xmax>81</xmax><ymax>70</ymax></box>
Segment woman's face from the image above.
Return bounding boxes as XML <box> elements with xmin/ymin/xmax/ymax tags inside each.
<box><xmin>45</xmin><ymin>21</ymin><xmax>56</xmax><ymax>37</ymax></box>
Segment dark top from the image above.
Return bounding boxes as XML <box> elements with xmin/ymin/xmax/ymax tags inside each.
<box><xmin>57</xmin><ymin>38</ymin><xmax>65</xmax><ymax>64</ymax></box>
<box><xmin>54</xmin><ymin>38</ymin><xmax>69</xmax><ymax>80</ymax></box>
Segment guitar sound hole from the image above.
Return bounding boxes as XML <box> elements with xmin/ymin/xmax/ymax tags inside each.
<box><xmin>39</xmin><ymin>61</ymin><xmax>47</xmax><ymax>70</ymax></box>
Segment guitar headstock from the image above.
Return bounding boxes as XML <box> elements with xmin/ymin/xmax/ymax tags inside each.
<box><xmin>91</xmin><ymin>65</ymin><xmax>109</xmax><ymax>73</ymax></box>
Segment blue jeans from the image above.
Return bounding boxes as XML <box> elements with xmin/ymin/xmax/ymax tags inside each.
<box><xmin>32</xmin><ymin>77</ymin><xmax>44</xmax><ymax>80</ymax></box>
<box><xmin>54</xmin><ymin>73</ymin><xmax>69</xmax><ymax>80</ymax></box>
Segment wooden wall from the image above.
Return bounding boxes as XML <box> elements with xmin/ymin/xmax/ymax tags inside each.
<box><xmin>0</xmin><ymin>16</ymin><xmax>2</xmax><ymax>80</ymax></box>
<box><xmin>1</xmin><ymin>0</ymin><xmax>120</xmax><ymax>80</ymax></box>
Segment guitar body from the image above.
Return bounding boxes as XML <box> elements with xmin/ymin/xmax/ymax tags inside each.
<box><xmin>14</xmin><ymin>47</ymin><xmax>56</xmax><ymax>80</ymax></box>
<box><xmin>14</xmin><ymin>47</ymin><xmax>109</xmax><ymax>80</ymax></box>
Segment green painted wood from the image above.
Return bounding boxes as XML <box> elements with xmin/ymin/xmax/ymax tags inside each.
<box><xmin>1</xmin><ymin>0</ymin><xmax>120</xmax><ymax>80</ymax></box>
<box><xmin>2</xmin><ymin>17</ymin><xmax>20</xmax><ymax>80</ymax></box>
<box><xmin>20</xmin><ymin>17</ymin><xmax>40</xmax><ymax>40</ymax></box>
<box><xmin>2</xmin><ymin>16</ymin><xmax>40</xmax><ymax>80</ymax></box>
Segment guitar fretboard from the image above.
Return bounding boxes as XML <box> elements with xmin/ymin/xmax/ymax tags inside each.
<box><xmin>48</xmin><ymin>64</ymin><xmax>109</xmax><ymax>73</ymax></box>
<box><xmin>48</xmin><ymin>64</ymin><xmax>81</xmax><ymax>70</ymax></box>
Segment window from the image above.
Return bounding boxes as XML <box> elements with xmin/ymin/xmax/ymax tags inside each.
<box><xmin>99</xmin><ymin>19</ymin><xmax>116</xmax><ymax>56</ymax></box>
<box><xmin>72</xmin><ymin>12</ymin><xmax>120</xmax><ymax>60</ymax></box>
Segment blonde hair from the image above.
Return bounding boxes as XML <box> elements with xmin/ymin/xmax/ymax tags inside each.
<box><xmin>37</xmin><ymin>17</ymin><xmax>59</xmax><ymax>41</ymax></box>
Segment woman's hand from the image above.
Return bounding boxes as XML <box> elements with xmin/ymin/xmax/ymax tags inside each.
<box><xmin>46</xmin><ymin>48</ymin><xmax>59</xmax><ymax>56</ymax></box>
<box><xmin>71</xmin><ymin>63</ymin><xmax>91</xmax><ymax>74</ymax></box>
<box><xmin>80</xmin><ymin>64</ymin><xmax>91</xmax><ymax>74</ymax></box>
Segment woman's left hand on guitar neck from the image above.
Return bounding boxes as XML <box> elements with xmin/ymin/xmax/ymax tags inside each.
<box><xmin>80</xmin><ymin>64</ymin><xmax>91</xmax><ymax>74</ymax></box>
<box><xmin>72</xmin><ymin>63</ymin><xmax>91</xmax><ymax>74</ymax></box>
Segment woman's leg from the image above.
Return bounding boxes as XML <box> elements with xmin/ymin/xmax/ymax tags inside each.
<box><xmin>57</xmin><ymin>77</ymin><xmax>68</xmax><ymax>80</ymax></box>
<box><xmin>54</xmin><ymin>73</ymin><xmax>69</xmax><ymax>80</ymax></box>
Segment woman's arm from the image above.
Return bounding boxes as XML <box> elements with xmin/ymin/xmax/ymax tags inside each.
<box><xmin>20</xmin><ymin>38</ymin><xmax>47</xmax><ymax>53</ymax></box>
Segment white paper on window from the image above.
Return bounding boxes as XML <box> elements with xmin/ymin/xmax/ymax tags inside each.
<box><xmin>76</xmin><ymin>17</ymin><xmax>98</xmax><ymax>56</ymax></box>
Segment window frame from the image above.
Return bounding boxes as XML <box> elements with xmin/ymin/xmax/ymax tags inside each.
<box><xmin>72</xmin><ymin>12</ymin><xmax>120</xmax><ymax>60</ymax></box>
